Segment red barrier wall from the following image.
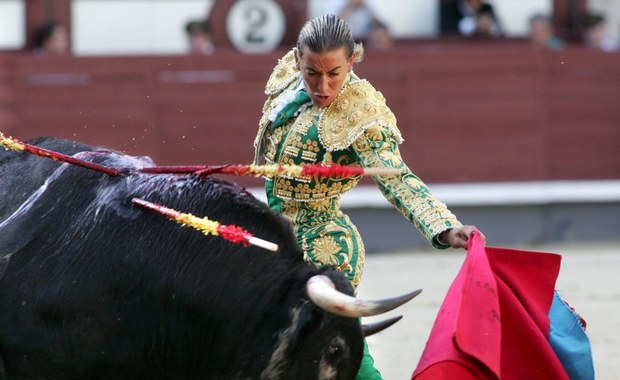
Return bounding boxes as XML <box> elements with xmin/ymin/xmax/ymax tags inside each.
<box><xmin>1</xmin><ymin>44</ymin><xmax>618</xmax><ymax>186</ymax></box>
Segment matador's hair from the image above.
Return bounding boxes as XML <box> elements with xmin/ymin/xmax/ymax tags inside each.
<box><xmin>296</xmin><ymin>14</ymin><xmax>364</xmax><ymax>63</ymax></box>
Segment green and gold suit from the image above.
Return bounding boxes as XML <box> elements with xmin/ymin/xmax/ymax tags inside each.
<box><xmin>254</xmin><ymin>50</ymin><xmax>462</xmax><ymax>288</ymax></box>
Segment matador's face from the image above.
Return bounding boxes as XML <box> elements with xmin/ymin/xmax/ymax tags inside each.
<box><xmin>295</xmin><ymin>46</ymin><xmax>355</xmax><ymax>109</ymax></box>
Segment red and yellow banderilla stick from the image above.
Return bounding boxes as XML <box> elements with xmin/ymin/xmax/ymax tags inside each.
<box><xmin>2</xmin><ymin>132</ymin><xmax>401</xmax><ymax>179</ymax></box>
<box><xmin>141</xmin><ymin>163</ymin><xmax>402</xmax><ymax>178</ymax></box>
<box><xmin>131</xmin><ymin>198</ymin><xmax>279</xmax><ymax>252</ymax></box>
<box><xmin>0</xmin><ymin>132</ymin><xmax>122</xmax><ymax>176</ymax></box>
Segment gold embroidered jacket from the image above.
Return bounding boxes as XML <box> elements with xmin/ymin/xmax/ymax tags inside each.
<box><xmin>254</xmin><ymin>51</ymin><xmax>461</xmax><ymax>254</ymax></box>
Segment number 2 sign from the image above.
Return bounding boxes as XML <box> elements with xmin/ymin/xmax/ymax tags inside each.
<box><xmin>226</xmin><ymin>0</ymin><xmax>287</xmax><ymax>54</ymax></box>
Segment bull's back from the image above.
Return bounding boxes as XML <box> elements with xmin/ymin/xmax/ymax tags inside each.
<box><xmin>0</xmin><ymin>137</ymin><xmax>97</xmax><ymax>222</ymax></box>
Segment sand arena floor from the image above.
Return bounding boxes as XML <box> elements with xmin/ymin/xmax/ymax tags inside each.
<box><xmin>357</xmin><ymin>241</ymin><xmax>620</xmax><ymax>379</ymax></box>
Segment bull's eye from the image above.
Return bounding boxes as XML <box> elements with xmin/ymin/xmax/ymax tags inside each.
<box><xmin>327</xmin><ymin>344</ymin><xmax>340</xmax><ymax>360</ymax></box>
<box><xmin>323</xmin><ymin>336</ymin><xmax>347</xmax><ymax>366</ymax></box>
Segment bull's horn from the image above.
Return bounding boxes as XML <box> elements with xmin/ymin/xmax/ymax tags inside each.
<box><xmin>305</xmin><ymin>275</ymin><xmax>422</xmax><ymax>318</ymax></box>
<box><xmin>362</xmin><ymin>316</ymin><xmax>403</xmax><ymax>337</ymax></box>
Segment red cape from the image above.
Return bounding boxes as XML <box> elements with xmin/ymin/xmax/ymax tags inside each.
<box><xmin>412</xmin><ymin>233</ymin><xmax>569</xmax><ymax>380</ymax></box>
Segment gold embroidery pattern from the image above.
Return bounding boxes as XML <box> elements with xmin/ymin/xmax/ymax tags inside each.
<box><xmin>264</xmin><ymin>125</ymin><xmax>288</xmax><ymax>164</ymax></box>
<box><xmin>308</xmin><ymin>232</ymin><xmax>346</xmax><ymax>267</ymax></box>
<box><xmin>285</xmin><ymin>201</ymin><xmax>363</xmax><ymax>287</ymax></box>
<box><xmin>267</xmin><ymin>106</ymin><xmax>362</xmax><ymax>202</ymax></box>
<box><xmin>319</xmin><ymin>80</ymin><xmax>402</xmax><ymax>152</ymax></box>
<box><xmin>352</xmin><ymin>127</ymin><xmax>462</xmax><ymax>246</ymax></box>
<box><xmin>254</xmin><ymin>81</ymin><xmax>300</xmax><ymax>163</ymax></box>
<box><xmin>264</xmin><ymin>49</ymin><xmax>299</xmax><ymax>96</ymax></box>
<box><xmin>276</xmin><ymin>109</ymin><xmax>320</xmax><ymax>183</ymax></box>
<box><xmin>254</xmin><ymin>50</ymin><xmax>299</xmax><ymax>163</ymax></box>
<box><xmin>282</xmin><ymin>198</ymin><xmax>339</xmax><ymax>225</ymax></box>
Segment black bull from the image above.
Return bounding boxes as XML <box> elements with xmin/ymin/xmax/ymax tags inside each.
<box><xmin>0</xmin><ymin>137</ymin><xmax>419</xmax><ymax>379</ymax></box>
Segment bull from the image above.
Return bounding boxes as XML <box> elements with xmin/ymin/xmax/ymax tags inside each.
<box><xmin>0</xmin><ymin>137</ymin><xmax>419</xmax><ymax>379</ymax></box>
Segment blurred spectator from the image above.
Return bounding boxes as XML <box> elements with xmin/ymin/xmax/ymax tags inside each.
<box><xmin>329</xmin><ymin>0</ymin><xmax>381</xmax><ymax>41</ymax></box>
<box><xmin>528</xmin><ymin>14</ymin><xmax>565</xmax><ymax>50</ymax></box>
<box><xmin>440</xmin><ymin>0</ymin><xmax>502</xmax><ymax>38</ymax></box>
<box><xmin>185</xmin><ymin>19</ymin><xmax>215</xmax><ymax>55</ymax></box>
<box><xmin>33</xmin><ymin>21</ymin><xmax>69</xmax><ymax>55</ymax></box>
<box><xmin>582</xmin><ymin>12</ymin><xmax>618</xmax><ymax>52</ymax></box>
<box><xmin>366</xmin><ymin>20</ymin><xmax>394</xmax><ymax>50</ymax></box>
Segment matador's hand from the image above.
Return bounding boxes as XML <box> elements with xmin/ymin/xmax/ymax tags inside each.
<box><xmin>439</xmin><ymin>225</ymin><xmax>485</xmax><ymax>249</ymax></box>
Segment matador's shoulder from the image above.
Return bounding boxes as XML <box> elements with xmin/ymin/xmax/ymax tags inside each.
<box><xmin>319</xmin><ymin>79</ymin><xmax>402</xmax><ymax>152</ymax></box>
<box><xmin>264</xmin><ymin>49</ymin><xmax>300</xmax><ymax>96</ymax></box>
